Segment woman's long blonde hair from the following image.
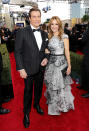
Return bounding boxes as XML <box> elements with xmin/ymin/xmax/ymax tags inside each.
<box><xmin>48</xmin><ymin>16</ymin><xmax>63</xmax><ymax>40</ymax></box>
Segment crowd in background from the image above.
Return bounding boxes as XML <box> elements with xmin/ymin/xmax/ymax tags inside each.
<box><xmin>0</xmin><ymin>21</ymin><xmax>88</xmax><ymax>54</ymax></box>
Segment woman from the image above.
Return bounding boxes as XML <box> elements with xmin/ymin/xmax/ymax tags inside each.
<box><xmin>44</xmin><ymin>16</ymin><xmax>74</xmax><ymax>115</ymax></box>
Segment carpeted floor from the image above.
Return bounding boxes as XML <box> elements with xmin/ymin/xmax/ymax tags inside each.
<box><xmin>0</xmin><ymin>52</ymin><xmax>89</xmax><ymax>131</ymax></box>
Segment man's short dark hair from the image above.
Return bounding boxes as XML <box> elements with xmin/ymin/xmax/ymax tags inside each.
<box><xmin>64</xmin><ymin>23</ymin><xmax>68</xmax><ymax>28</ymax></box>
<box><xmin>29</xmin><ymin>8</ymin><xmax>41</xmax><ymax>18</ymax></box>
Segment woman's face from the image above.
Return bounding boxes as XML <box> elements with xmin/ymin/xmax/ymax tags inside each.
<box><xmin>51</xmin><ymin>19</ymin><xmax>59</xmax><ymax>33</ymax></box>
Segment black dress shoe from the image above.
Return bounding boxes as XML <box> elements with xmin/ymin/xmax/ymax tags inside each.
<box><xmin>0</xmin><ymin>107</ymin><xmax>10</xmax><ymax>114</ymax></box>
<box><xmin>82</xmin><ymin>93</ymin><xmax>89</xmax><ymax>98</ymax></box>
<box><xmin>23</xmin><ymin>114</ymin><xmax>30</xmax><ymax>128</ymax></box>
<box><xmin>34</xmin><ymin>105</ymin><xmax>44</xmax><ymax>115</ymax></box>
<box><xmin>3</xmin><ymin>97</ymin><xmax>11</xmax><ymax>103</ymax></box>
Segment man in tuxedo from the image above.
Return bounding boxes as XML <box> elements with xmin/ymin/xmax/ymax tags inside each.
<box><xmin>14</xmin><ymin>8</ymin><xmax>48</xmax><ymax>128</ymax></box>
<box><xmin>0</xmin><ymin>52</ymin><xmax>10</xmax><ymax>114</ymax></box>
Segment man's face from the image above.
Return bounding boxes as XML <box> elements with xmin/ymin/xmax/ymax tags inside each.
<box><xmin>29</xmin><ymin>11</ymin><xmax>41</xmax><ymax>28</ymax></box>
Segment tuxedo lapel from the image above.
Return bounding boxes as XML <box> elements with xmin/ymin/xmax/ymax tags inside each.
<box><xmin>40</xmin><ymin>30</ymin><xmax>45</xmax><ymax>50</ymax></box>
<box><xmin>27</xmin><ymin>26</ymin><xmax>39</xmax><ymax>51</ymax></box>
<box><xmin>27</xmin><ymin>26</ymin><xmax>47</xmax><ymax>51</ymax></box>
<box><xmin>40</xmin><ymin>30</ymin><xmax>45</xmax><ymax>42</ymax></box>
<box><xmin>40</xmin><ymin>30</ymin><xmax>48</xmax><ymax>51</ymax></box>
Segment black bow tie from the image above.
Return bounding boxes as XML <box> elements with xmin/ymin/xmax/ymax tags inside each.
<box><xmin>32</xmin><ymin>28</ymin><xmax>41</xmax><ymax>32</ymax></box>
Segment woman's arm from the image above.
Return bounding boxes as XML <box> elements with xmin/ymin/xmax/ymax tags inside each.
<box><xmin>63</xmin><ymin>38</ymin><xmax>71</xmax><ymax>75</ymax></box>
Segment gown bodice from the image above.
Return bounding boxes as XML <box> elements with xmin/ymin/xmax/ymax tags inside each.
<box><xmin>48</xmin><ymin>34</ymin><xmax>68</xmax><ymax>55</ymax></box>
<box><xmin>47</xmin><ymin>34</ymin><xmax>68</xmax><ymax>69</ymax></box>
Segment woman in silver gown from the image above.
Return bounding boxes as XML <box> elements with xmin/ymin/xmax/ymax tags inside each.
<box><xmin>44</xmin><ymin>16</ymin><xmax>74</xmax><ymax>115</ymax></box>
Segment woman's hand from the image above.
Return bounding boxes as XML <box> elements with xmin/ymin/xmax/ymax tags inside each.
<box><xmin>45</xmin><ymin>48</ymin><xmax>50</xmax><ymax>54</ymax></box>
<box><xmin>66</xmin><ymin>66</ymin><xmax>71</xmax><ymax>76</ymax></box>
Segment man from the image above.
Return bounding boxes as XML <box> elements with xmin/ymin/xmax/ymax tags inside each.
<box><xmin>3</xmin><ymin>23</ymin><xmax>11</xmax><ymax>38</ymax></box>
<box><xmin>14</xmin><ymin>8</ymin><xmax>48</xmax><ymax>128</ymax></box>
<box><xmin>64</xmin><ymin>23</ymin><xmax>71</xmax><ymax>37</ymax></box>
<box><xmin>11</xmin><ymin>24</ymin><xmax>20</xmax><ymax>39</ymax></box>
<box><xmin>77</xmin><ymin>21</ymin><xmax>89</xmax><ymax>98</ymax></box>
<box><xmin>0</xmin><ymin>52</ymin><xmax>10</xmax><ymax>114</ymax></box>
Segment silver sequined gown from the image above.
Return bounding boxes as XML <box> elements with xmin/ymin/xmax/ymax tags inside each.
<box><xmin>44</xmin><ymin>34</ymin><xmax>74</xmax><ymax>115</ymax></box>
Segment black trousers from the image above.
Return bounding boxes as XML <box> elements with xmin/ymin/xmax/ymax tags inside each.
<box><xmin>23</xmin><ymin>69</ymin><xmax>44</xmax><ymax>115</ymax></box>
<box><xmin>81</xmin><ymin>57</ymin><xmax>89</xmax><ymax>91</ymax></box>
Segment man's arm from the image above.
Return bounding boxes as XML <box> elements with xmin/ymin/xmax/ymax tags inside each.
<box><xmin>14</xmin><ymin>29</ymin><xmax>27</xmax><ymax>79</ymax></box>
<box><xmin>41</xmin><ymin>32</ymin><xmax>49</xmax><ymax>66</ymax></box>
<box><xmin>14</xmin><ymin>29</ymin><xmax>24</xmax><ymax>70</ymax></box>
<box><xmin>44</xmin><ymin>32</ymin><xmax>50</xmax><ymax>60</ymax></box>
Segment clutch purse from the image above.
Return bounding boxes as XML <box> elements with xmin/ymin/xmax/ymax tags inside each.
<box><xmin>61</xmin><ymin>66</ymin><xmax>68</xmax><ymax>77</ymax></box>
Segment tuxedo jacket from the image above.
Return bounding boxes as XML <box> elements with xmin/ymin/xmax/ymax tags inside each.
<box><xmin>14</xmin><ymin>25</ymin><xmax>48</xmax><ymax>75</ymax></box>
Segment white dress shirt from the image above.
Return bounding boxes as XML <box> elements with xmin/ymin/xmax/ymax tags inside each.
<box><xmin>31</xmin><ymin>25</ymin><xmax>42</xmax><ymax>50</ymax></box>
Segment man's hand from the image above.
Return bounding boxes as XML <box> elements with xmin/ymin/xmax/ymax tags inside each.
<box><xmin>41</xmin><ymin>58</ymin><xmax>48</xmax><ymax>66</ymax></box>
<box><xmin>18</xmin><ymin>69</ymin><xmax>27</xmax><ymax>79</ymax></box>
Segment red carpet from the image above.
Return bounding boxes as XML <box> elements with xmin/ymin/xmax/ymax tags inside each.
<box><xmin>0</xmin><ymin>52</ymin><xmax>89</xmax><ymax>131</ymax></box>
<box><xmin>76</xmin><ymin>51</ymin><xmax>83</xmax><ymax>55</ymax></box>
